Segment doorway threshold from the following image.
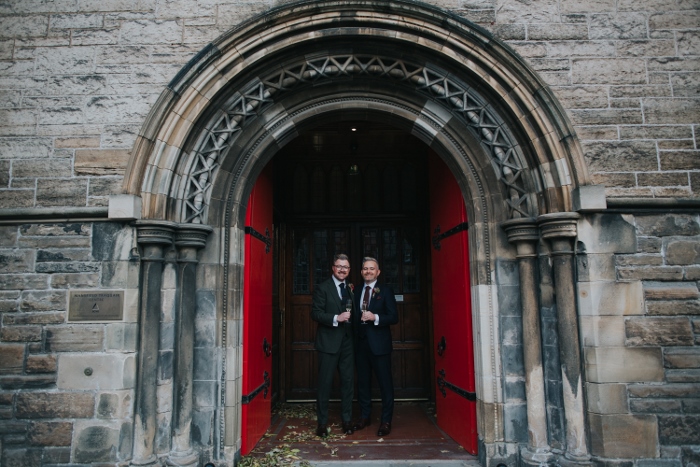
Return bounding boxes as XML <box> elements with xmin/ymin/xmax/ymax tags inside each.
<box><xmin>243</xmin><ymin>402</ymin><xmax>480</xmax><ymax>466</ymax></box>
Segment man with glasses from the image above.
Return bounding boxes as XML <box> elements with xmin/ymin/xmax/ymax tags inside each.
<box><xmin>311</xmin><ymin>253</ymin><xmax>355</xmax><ymax>437</ymax></box>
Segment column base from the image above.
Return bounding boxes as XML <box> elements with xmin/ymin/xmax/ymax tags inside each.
<box><xmin>557</xmin><ymin>453</ymin><xmax>593</xmax><ymax>467</ymax></box>
<box><xmin>520</xmin><ymin>446</ymin><xmax>555</xmax><ymax>466</ymax></box>
<box><xmin>130</xmin><ymin>455</ymin><xmax>158</xmax><ymax>466</ymax></box>
<box><xmin>166</xmin><ymin>450</ymin><xmax>199</xmax><ymax>467</ymax></box>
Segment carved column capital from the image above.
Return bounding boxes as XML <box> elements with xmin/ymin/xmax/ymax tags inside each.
<box><xmin>174</xmin><ymin>224</ymin><xmax>213</xmax><ymax>251</ymax></box>
<box><xmin>537</xmin><ymin>212</ymin><xmax>579</xmax><ymax>240</ymax></box>
<box><xmin>502</xmin><ymin>218</ymin><xmax>539</xmax><ymax>258</ymax></box>
<box><xmin>136</xmin><ymin>220</ymin><xmax>177</xmax><ymax>247</ymax></box>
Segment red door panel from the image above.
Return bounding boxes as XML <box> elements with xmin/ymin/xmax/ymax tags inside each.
<box><xmin>241</xmin><ymin>163</ymin><xmax>274</xmax><ymax>455</ymax></box>
<box><xmin>429</xmin><ymin>152</ymin><xmax>477</xmax><ymax>454</ymax></box>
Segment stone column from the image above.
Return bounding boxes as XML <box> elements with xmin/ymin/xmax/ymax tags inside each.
<box><xmin>167</xmin><ymin>224</ymin><xmax>213</xmax><ymax>467</ymax></box>
<box><xmin>502</xmin><ymin>218</ymin><xmax>554</xmax><ymax>467</ymax></box>
<box><xmin>132</xmin><ymin>221</ymin><xmax>176</xmax><ymax>466</ymax></box>
<box><xmin>538</xmin><ymin>212</ymin><xmax>591</xmax><ymax>466</ymax></box>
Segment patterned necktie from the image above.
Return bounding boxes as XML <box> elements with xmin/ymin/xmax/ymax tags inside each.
<box><xmin>363</xmin><ymin>285</ymin><xmax>371</xmax><ymax>309</ymax></box>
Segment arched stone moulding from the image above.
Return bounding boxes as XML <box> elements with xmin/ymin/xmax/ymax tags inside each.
<box><xmin>124</xmin><ymin>0</ymin><xmax>590</xmax><ymax>223</ymax></box>
<box><xmin>121</xmin><ymin>0</ymin><xmax>594</xmax><ymax>463</ymax></box>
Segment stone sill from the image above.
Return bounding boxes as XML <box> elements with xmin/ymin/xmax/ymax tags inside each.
<box><xmin>0</xmin><ymin>207</ymin><xmax>109</xmax><ymax>225</ymax></box>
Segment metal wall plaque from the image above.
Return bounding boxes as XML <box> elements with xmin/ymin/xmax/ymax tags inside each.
<box><xmin>68</xmin><ymin>290</ymin><xmax>124</xmax><ymax>322</ymax></box>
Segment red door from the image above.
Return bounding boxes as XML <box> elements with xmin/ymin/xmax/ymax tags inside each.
<box><xmin>241</xmin><ymin>163</ymin><xmax>274</xmax><ymax>455</ymax></box>
<box><xmin>428</xmin><ymin>152</ymin><xmax>478</xmax><ymax>454</ymax></box>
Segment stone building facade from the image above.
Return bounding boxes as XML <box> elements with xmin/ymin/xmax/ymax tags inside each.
<box><xmin>0</xmin><ymin>0</ymin><xmax>698</xmax><ymax>466</ymax></box>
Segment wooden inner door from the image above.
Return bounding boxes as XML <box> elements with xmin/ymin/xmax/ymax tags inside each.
<box><xmin>274</xmin><ymin>121</ymin><xmax>433</xmax><ymax>403</ymax></box>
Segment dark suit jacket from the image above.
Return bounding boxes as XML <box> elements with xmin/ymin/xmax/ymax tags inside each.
<box><xmin>311</xmin><ymin>277</ymin><xmax>354</xmax><ymax>354</ymax></box>
<box><xmin>354</xmin><ymin>283</ymin><xmax>398</xmax><ymax>355</ymax></box>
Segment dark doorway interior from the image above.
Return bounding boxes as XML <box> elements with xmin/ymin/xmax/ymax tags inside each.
<box><xmin>272</xmin><ymin>121</ymin><xmax>434</xmax><ymax>404</ymax></box>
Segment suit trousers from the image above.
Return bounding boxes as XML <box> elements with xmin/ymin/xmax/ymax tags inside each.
<box><xmin>316</xmin><ymin>329</ymin><xmax>354</xmax><ymax>425</ymax></box>
<box><xmin>356</xmin><ymin>337</ymin><xmax>394</xmax><ymax>424</ymax></box>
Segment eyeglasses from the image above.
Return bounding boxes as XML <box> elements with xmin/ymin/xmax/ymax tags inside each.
<box><xmin>333</xmin><ymin>265</ymin><xmax>350</xmax><ymax>270</ymax></box>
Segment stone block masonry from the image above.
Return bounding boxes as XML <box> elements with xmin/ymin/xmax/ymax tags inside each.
<box><xmin>0</xmin><ymin>220</ymin><xmax>139</xmax><ymax>464</ymax></box>
<box><xmin>607</xmin><ymin>212</ymin><xmax>700</xmax><ymax>462</ymax></box>
<box><xmin>0</xmin><ymin>0</ymin><xmax>697</xmax><ymax>207</ymax></box>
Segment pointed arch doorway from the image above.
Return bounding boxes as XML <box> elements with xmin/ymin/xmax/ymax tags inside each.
<box><xmin>240</xmin><ymin>119</ymin><xmax>478</xmax><ymax>455</ymax></box>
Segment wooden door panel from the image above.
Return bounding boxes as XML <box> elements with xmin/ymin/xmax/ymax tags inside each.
<box><xmin>242</xmin><ymin>163</ymin><xmax>274</xmax><ymax>455</ymax></box>
<box><xmin>400</xmin><ymin>301</ymin><xmax>425</xmax><ymax>342</ymax></box>
<box><xmin>284</xmin><ymin>224</ymin><xmax>431</xmax><ymax>402</ymax></box>
<box><xmin>429</xmin><ymin>152</ymin><xmax>477</xmax><ymax>454</ymax></box>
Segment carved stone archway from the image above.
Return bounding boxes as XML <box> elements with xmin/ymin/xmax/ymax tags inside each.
<box><xmin>126</xmin><ymin>2</ymin><xmax>593</xmax><ymax>466</ymax></box>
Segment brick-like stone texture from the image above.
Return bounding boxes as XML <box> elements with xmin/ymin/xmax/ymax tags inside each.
<box><xmin>15</xmin><ymin>392</ymin><xmax>94</xmax><ymax>419</ymax></box>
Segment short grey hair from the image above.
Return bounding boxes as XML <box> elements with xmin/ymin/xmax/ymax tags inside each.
<box><xmin>362</xmin><ymin>256</ymin><xmax>379</xmax><ymax>268</ymax></box>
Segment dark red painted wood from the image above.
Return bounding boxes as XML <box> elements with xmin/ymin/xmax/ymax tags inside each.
<box><xmin>242</xmin><ymin>163</ymin><xmax>274</xmax><ymax>455</ymax></box>
<box><xmin>428</xmin><ymin>152</ymin><xmax>478</xmax><ymax>454</ymax></box>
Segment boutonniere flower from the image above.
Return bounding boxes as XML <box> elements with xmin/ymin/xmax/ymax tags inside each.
<box><xmin>372</xmin><ymin>287</ymin><xmax>380</xmax><ymax>297</ymax></box>
<box><xmin>348</xmin><ymin>283</ymin><xmax>354</xmax><ymax>292</ymax></box>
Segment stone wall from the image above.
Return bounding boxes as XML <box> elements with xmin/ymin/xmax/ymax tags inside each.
<box><xmin>579</xmin><ymin>212</ymin><xmax>700</xmax><ymax>465</ymax></box>
<box><xmin>0</xmin><ymin>222</ymin><xmax>139</xmax><ymax>464</ymax></box>
<box><xmin>0</xmin><ymin>0</ymin><xmax>698</xmax><ymax>206</ymax></box>
<box><xmin>621</xmin><ymin>213</ymin><xmax>700</xmax><ymax>465</ymax></box>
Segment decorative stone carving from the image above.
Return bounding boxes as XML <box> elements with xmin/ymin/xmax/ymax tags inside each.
<box><xmin>182</xmin><ymin>54</ymin><xmax>531</xmax><ymax>224</ymax></box>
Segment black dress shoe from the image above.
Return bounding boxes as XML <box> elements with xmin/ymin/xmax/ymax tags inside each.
<box><xmin>352</xmin><ymin>417</ymin><xmax>371</xmax><ymax>431</ymax></box>
<box><xmin>377</xmin><ymin>422</ymin><xmax>391</xmax><ymax>436</ymax></box>
<box><xmin>342</xmin><ymin>421</ymin><xmax>354</xmax><ymax>435</ymax></box>
<box><xmin>316</xmin><ymin>425</ymin><xmax>328</xmax><ymax>437</ymax></box>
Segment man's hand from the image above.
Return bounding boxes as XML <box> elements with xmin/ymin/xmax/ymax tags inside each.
<box><xmin>337</xmin><ymin>311</ymin><xmax>352</xmax><ymax>323</ymax></box>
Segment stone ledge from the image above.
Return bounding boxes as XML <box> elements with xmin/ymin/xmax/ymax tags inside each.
<box><xmin>0</xmin><ymin>207</ymin><xmax>108</xmax><ymax>225</ymax></box>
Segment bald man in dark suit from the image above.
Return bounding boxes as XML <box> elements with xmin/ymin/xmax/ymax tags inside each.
<box><xmin>352</xmin><ymin>257</ymin><xmax>398</xmax><ymax>437</ymax></box>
